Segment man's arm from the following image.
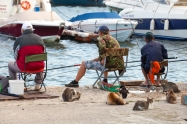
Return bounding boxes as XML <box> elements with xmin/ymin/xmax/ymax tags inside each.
<box><xmin>98</xmin><ymin>38</ymin><xmax>106</xmax><ymax>60</ymax></box>
<box><xmin>161</xmin><ymin>44</ymin><xmax>168</xmax><ymax>59</ymax></box>
<box><xmin>13</xmin><ymin>39</ymin><xmax>19</xmax><ymax>60</ymax></box>
<box><xmin>141</xmin><ymin>47</ymin><xmax>146</xmax><ymax>64</ymax></box>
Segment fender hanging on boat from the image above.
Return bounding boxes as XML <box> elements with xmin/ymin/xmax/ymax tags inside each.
<box><xmin>150</xmin><ymin>19</ymin><xmax>155</xmax><ymax>31</ymax></box>
<box><xmin>164</xmin><ymin>19</ymin><xmax>169</xmax><ymax>31</ymax></box>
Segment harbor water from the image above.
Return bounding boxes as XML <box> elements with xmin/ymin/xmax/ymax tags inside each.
<box><xmin>0</xmin><ymin>6</ymin><xmax>187</xmax><ymax>86</ymax></box>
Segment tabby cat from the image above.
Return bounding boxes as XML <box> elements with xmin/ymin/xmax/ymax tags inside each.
<box><xmin>62</xmin><ymin>88</ymin><xmax>81</xmax><ymax>102</ymax></box>
<box><xmin>133</xmin><ymin>97</ymin><xmax>153</xmax><ymax>111</ymax></box>
<box><xmin>161</xmin><ymin>81</ymin><xmax>180</xmax><ymax>93</ymax></box>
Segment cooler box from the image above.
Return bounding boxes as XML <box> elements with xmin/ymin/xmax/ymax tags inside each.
<box><xmin>8</xmin><ymin>80</ymin><xmax>24</xmax><ymax>95</ymax></box>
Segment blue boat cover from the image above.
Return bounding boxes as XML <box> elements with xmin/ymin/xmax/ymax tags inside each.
<box><xmin>69</xmin><ymin>12</ymin><xmax>121</xmax><ymax>22</ymax></box>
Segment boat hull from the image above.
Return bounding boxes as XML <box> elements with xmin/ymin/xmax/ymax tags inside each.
<box><xmin>124</xmin><ymin>18</ymin><xmax>187</xmax><ymax>41</ymax></box>
<box><xmin>0</xmin><ymin>22</ymin><xmax>60</xmax><ymax>40</ymax></box>
<box><xmin>134</xmin><ymin>29</ymin><xmax>187</xmax><ymax>41</ymax></box>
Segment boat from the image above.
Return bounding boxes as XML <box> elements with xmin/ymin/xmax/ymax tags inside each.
<box><xmin>68</xmin><ymin>12</ymin><xmax>138</xmax><ymax>42</ymax></box>
<box><xmin>62</xmin><ymin>29</ymin><xmax>99</xmax><ymax>43</ymax></box>
<box><xmin>50</xmin><ymin>0</ymin><xmax>104</xmax><ymax>6</ymax></box>
<box><xmin>118</xmin><ymin>0</ymin><xmax>187</xmax><ymax>40</ymax></box>
<box><xmin>0</xmin><ymin>0</ymin><xmax>66</xmax><ymax>41</ymax></box>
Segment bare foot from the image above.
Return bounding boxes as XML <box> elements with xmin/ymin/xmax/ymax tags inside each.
<box><xmin>102</xmin><ymin>81</ymin><xmax>113</xmax><ymax>88</ymax></box>
<box><xmin>140</xmin><ymin>81</ymin><xmax>149</xmax><ymax>86</ymax></box>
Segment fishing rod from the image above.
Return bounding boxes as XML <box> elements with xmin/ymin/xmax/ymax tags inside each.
<box><xmin>127</xmin><ymin>57</ymin><xmax>177</xmax><ymax>63</ymax></box>
<box><xmin>0</xmin><ymin>66</ymin><xmax>7</xmax><ymax>68</ymax></box>
<box><xmin>169</xmin><ymin>59</ymin><xmax>187</xmax><ymax>62</ymax></box>
<box><xmin>47</xmin><ymin>64</ymin><xmax>81</xmax><ymax>71</ymax></box>
<box><xmin>47</xmin><ymin>57</ymin><xmax>177</xmax><ymax>70</ymax></box>
<box><xmin>168</xmin><ymin>46</ymin><xmax>187</xmax><ymax>51</ymax></box>
<box><xmin>0</xmin><ymin>57</ymin><xmax>177</xmax><ymax>69</ymax></box>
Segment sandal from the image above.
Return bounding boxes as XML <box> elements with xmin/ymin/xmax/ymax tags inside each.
<box><xmin>140</xmin><ymin>82</ymin><xmax>150</xmax><ymax>88</ymax></box>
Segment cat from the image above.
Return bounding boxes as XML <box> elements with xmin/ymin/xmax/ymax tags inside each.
<box><xmin>133</xmin><ymin>97</ymin><xmax>153</xmax><ymax>111</ymax></box>
<box><xmin>161</xmin><ymin>81</ymin><xmax>180</xmax><ymax>93</ymax></box>
<box><xmin>166</xmin><ymin>89</ymin><xmax>177</xmax><ymax>104</ymax></box>
<box><xmin>119</xmin><ymin>85</ymin><xmax>129</xmax><ymax>99</ymax></box>
<box><xmin>106</xmin><ymin>92</ymin><xmax>129</xmax><ymax>105</ymax></box>
<box><xmin>62</xmin><ymin>88</ymin><xmax>81</xmax><ymax>102</ymax></box>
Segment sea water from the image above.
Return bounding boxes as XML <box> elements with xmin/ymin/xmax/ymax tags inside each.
<box><xmin>0</xmin><ymin>6</ymin><xmax>187</xmax><ymax>86</ymax></box>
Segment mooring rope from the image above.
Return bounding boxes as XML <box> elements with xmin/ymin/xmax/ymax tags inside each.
<box><xmin>54</xmin><ymin>7</ymin><xmax>71</xmax><ymax>19</ymax></box>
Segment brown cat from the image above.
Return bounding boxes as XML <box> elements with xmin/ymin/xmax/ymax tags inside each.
<box><xmin>161</xmin><ymin>81</ymin><xmax>180</xmax><ymax>93</ymax></box>
<box><xmin>106</xmin><ymin>92</ymin><xmax>128</xmax><ymax>105</ymax></box>
<box><xmin>133</xmin><ymin>97</ymin><xmax>153</xmax><ymax>111</ymax></box>
<box><xmin>166</xmin><ymin>89</ymin><xmax>177</xmax><ymax>104</ymax></box>
<box><xmin>62</xmin><ymin>88</ymin><xmax>81</xmax><ymax>102</ymax></box>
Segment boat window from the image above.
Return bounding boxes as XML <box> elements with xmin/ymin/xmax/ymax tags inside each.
<box><xmin>160</xmin><ymin>19</ymin><xmax>165</xmax><ymax>24</ymax></box>
<box><xmin>138</xmin><ymin>19</ymin><xmax>143</xmax><ymax>23</ymax></box>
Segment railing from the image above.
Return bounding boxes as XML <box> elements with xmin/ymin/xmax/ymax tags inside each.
<box><xmin>143</xmin><ymin>1</ymin><xmax>187</xmax><ymax>14</ymax></box>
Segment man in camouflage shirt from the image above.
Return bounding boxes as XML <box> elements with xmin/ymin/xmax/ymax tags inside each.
<box><xmin>65</xmin><ymin>25</ymin><xmax>123</xmax><ymax>87</ymax></box>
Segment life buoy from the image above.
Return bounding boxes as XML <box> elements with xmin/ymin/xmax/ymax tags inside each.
<box><xmin>21</xmin><ymin>1</ymin><xmax>31</xmax><ymax>10</ymax></box>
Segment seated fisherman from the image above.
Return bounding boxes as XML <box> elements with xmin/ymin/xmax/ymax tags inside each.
<box><xmin>8</xmin><ymin>22</ymin><xmax>45</xmax><ymax>90</ymax></box>
<box><xmin>65</xmin><ymin>25</ymin><xmax>123</xmax><ymax>87</ymax></box>
<box><xmin>140</xmin><ymin>32</ymin><xmax>168</xmax><ymax>87</ymax></box>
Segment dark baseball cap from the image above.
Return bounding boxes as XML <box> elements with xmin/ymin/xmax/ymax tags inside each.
<box><xmin>98</xmin><ymin>25</ymin><xmax>109</xmax><ymax>33</ymax></box>
<box><xmin>145</xmin><ymin>32</ymin><xmax>154</xmax><ymax>39</ymax></box>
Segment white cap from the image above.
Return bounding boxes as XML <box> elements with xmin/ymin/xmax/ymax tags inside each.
<box><xmin>21</xmin><ymin>22</ymin><xmax>34</xmax><ymax>30</ymax></box>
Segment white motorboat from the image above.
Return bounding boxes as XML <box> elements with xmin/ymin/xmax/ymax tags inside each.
<box><xmin>119</xmin><ymin>0</ymin><xmax>187</xmax><ymax>40</ymax></box>
<box><xmin>104</xmin><ymin>0</ymin><xmax>187</xmax><ymax>40</ymax></box>
<box><xmin>0</xmin><ymin>0</ymin><xmax>65</xmax><ymax>41</ymax></box>
<box><xmin>69</xmin><ymin>12</ymin><xmax>138</xmax><ymax>42</ymax></box>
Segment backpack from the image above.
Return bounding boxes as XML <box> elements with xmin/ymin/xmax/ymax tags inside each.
<box><xmin>0</xmin><ymin>76</ymin><xmax>9</xmax><ymax>93</ymax></box>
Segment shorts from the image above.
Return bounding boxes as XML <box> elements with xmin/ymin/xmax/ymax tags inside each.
<box><xmin>84</xmin><ymin>60</ymin><xmax>104</xmax><ymax>71</ymax></box>
<box><xmin>141</xmin><ymin>65</ymin><xmax>165</xmax><ymax>74</ymax></box>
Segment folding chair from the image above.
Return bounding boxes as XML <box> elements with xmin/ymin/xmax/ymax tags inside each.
<box><xmin>92</xmin><ymin>48</ymin><xmax>129</xmax><ymax>88</ymax></box>
<box><xmin>150</xmin><ymin>60</ymin><xmax>168</xmax><ymax>90</ymax></box>
<box><xmin>20</xmin><ymin>52</ymin><xmax>47</xmax><ymax>93</ymax></box>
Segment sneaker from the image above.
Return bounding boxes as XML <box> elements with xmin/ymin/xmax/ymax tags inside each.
<box><xmin>65</xmin><ymin>80</ymin><xmax>79</xmax><ymax>87</ymax></box>
<box><xmin>35</xmin><ymin>84</ymin><xmax>41</xmax><ymax>91</ymax></box>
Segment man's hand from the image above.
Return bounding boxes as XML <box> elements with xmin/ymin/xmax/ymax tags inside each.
<box><xmin>91</xmin><ymin>58</ymin><xmax>99</xmax><ymax>62</ymax></box>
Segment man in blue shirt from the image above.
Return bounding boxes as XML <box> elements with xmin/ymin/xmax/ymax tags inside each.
<box><xmin>140</xmin><ymin>32</ymin><xmax>168</xmax><ymax>87</ymax></box>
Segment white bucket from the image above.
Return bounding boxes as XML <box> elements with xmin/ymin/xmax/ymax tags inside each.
<box><xmin>9</xmin><ymin>80</ymin><xmax>24</xmax><ymax>95</ymax></box>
